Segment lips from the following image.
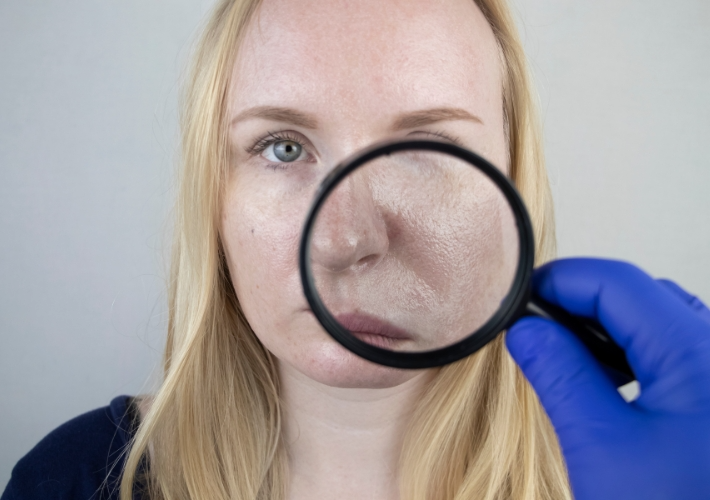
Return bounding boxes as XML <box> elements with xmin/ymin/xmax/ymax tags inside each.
<box><xmin>335</xmin><ymin>312</ymin><xmax>413</xmax><ymax>349</ymax></box>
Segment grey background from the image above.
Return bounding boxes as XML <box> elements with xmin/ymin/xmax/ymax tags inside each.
<box><xmin>1</xmin><ymin>0</ymin><xmax>708</xmax><ymax>490</ymax></box>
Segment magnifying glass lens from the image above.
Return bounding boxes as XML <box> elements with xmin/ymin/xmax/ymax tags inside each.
<box><xmin>308</xmin><ymin>148</ymin><xmax>520</xmax><ymax>353</ymax></box>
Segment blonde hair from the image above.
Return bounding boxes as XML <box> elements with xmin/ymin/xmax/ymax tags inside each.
<box><xmin>120</xmin><ymin>0</ymin><xmax>568</xmax><ymax>499</ymax></box>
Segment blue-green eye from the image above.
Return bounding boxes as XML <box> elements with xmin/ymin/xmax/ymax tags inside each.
<box><xmin>264</xmin><ymin>140</ymin><xmax>305</xmax><ymax>163</ymax></box>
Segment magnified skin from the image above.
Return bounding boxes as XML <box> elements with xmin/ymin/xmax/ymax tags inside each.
<box><xmin>310</xmin><ymin>151</ymin><xmax>519</xmax><ymax>352</ymax></box>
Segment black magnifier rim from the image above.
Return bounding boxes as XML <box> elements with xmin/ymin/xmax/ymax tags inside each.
<box><xmin>299</xmin><ymin>139</ymin><xmax>535</xmax><ymax>369</ymax></box>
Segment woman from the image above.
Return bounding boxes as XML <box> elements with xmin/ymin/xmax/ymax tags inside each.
<box><xmin>4</xmin><ymin>0</ymin><xmax>709</xmax><ymax>499</ymax></box>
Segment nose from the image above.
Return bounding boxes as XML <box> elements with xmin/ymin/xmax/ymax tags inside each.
<box><xmin>309</xmin><ymin>169</ymin><xmax>389</xmax><ymax>274</ymax></box>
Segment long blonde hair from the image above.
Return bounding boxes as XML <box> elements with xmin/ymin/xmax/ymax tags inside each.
<box><xmin>121</xmin><ymin>1</ymin><xmax>568</xmax><ymax>499</ymax></box>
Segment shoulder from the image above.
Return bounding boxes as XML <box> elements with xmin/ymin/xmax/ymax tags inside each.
<box><xmin>2</xmin><ymin>395</ymin><xmax>139</xmax><ymax>500</ymax></box>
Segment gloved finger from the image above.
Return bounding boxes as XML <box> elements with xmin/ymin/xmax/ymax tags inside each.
<box><xmin>657</xmin><ymin>279</ymin><xmax>710</xmax><ymax>324</ymax></box>
<box><xmin>532</xmin><ymin>258</ymin><xmax>710</xmax><ymax>387</ymax></box>
<box><xmin>506</xmin><ymin>316</ymin><xmax>627</xmax><ymax>439</ymax></box>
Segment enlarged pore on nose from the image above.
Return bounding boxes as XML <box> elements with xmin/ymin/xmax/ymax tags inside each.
<box><xmin>310</xmin><ymin>175</ymin><xmax>389</xmax><ymax>274</ymax></box>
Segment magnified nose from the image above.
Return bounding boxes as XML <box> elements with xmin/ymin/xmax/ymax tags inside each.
<box><xmin>310</xmin><ymin>169</ymin><xmax>389</xmax><ymax>273</ymax></box>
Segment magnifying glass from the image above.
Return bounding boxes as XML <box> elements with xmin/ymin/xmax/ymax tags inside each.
<box><xmin>299</xmin><ymin>139</ymin><xmax>634</xmax><ymax>381</ymax></box>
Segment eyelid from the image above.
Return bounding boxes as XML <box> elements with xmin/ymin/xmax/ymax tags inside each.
<box><xmin>407</xmin><ymin>130</ymin><xmax>463</xmax><ymax>146</ymax></box>
<box><xmin>245</xmin><ymin>130</ymin><xmax>315</xmax><ymax>158</ymax></box>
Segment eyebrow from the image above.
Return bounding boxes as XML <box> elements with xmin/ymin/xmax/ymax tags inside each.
<box><xmin>230</xmin><ymin>105</ymin><xmax>482</xmax><ymax>131</ymax></box>
<box><xmin>231</xmin><ymin>106</ymin><xmax>319</xmax><ymax>129</ymax></box>
<box><xmin>391</xmin><ymin>107</ymin><xmax>483</xmax><ymax>130</ymax></box>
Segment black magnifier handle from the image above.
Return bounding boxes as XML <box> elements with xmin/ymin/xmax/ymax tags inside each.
<box><xmin>525</xmin><ymin>296</ymin><xmax>635</xmax><ymax>383</ymax></box>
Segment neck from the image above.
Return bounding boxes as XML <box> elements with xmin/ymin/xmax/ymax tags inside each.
<box><xmin>279</xmin><ymin>362</ymin><xmax>433</xmax><ymax>500</ymax></box>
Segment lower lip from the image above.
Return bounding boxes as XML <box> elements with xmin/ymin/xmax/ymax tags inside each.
<box><xmin>335</xmin><ymin>313</ymin><xmax>413</xmax><ymax>349</ymax></box>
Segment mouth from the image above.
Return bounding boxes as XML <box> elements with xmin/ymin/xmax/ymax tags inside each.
<box><xmin>335</xmin><ymin>312</ymin><xmax>413</xmax><ymax>349</ymax></box>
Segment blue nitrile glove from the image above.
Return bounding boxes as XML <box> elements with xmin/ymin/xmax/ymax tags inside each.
<box><xmin>506</xmin><ymin>258</ymin><xmax>710</xmax><ymax>500</ymax></box>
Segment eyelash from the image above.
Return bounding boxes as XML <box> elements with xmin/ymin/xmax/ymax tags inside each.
<box><xmin>410</xmin><ymin>130</ymin><xmax>463</xmax><ymax>145</ymax></box>
<box><xmin>246</xmin><ymin>131</ymin><xmax>307</xmax><ymax>156</ymax></box>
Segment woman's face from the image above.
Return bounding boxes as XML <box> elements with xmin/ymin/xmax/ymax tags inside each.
<box><xmin>222</xmin><ymin>0</ymin><xmax>508</xmax><ymax>388</ymax></box>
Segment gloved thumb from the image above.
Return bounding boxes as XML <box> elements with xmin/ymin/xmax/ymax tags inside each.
<box><xmin>506</xmin><ymin>316</ymin><xmax>628</xmax><ymax>441</ymax></box>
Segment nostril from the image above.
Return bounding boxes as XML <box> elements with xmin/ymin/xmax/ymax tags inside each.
<box><xmin>353</xmin><ymin>227</ymin><xmax>388</xmax><ymax>267</ymax></box>
<box><xmin>355</xmin><ymin>252</ymin><xmax>384</xmax><ymax>270</ymax></box>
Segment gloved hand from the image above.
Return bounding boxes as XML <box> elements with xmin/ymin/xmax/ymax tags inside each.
<box><xmin>506</xmin><ymin>258</ymin><xmax>710</xmax><ymax>500</ymax></box>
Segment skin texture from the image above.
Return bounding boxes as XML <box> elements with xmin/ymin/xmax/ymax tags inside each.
<box><xmin>220</xmin><ymin>0</ymin><xmax>507</xmax><ymax>498</ymax></box>
<box><xmin>312</xmin><ymin>152</ymin><xmax>518</xmax><ymax>351</ymax></box>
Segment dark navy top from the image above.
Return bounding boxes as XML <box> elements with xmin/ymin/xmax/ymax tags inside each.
<box><xmin>1</xmin><ymin>396</ymin><xmax>141</xmax><ymax>500</ymax></box>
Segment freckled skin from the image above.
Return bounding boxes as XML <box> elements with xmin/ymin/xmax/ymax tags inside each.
<box><xmin>221</xmin><ymin>0</ymin><xmax>509</xmax><ymax>389</ymax></box>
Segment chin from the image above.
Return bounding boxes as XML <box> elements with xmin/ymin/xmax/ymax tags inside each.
<box><xmin>283</xmin><ymin>341</ymin><xmax>422</xmax><ymax>389</ymax></box>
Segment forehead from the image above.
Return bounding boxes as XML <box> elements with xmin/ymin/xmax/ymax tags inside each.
<box><xmin>231</xmin><ymin>0</ymin><xmax>502</xmax><ymax>131</ymax></box>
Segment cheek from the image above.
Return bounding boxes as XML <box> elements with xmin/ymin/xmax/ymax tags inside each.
<box><xmin>220</xmin><ymin>169</ymin><xmax>422</xmax><ymax>389</ymax></box>
<box><xmin>221</xmin><ymin>173</ymin><xmax>306</xmax><ymax>343</ymax></box>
